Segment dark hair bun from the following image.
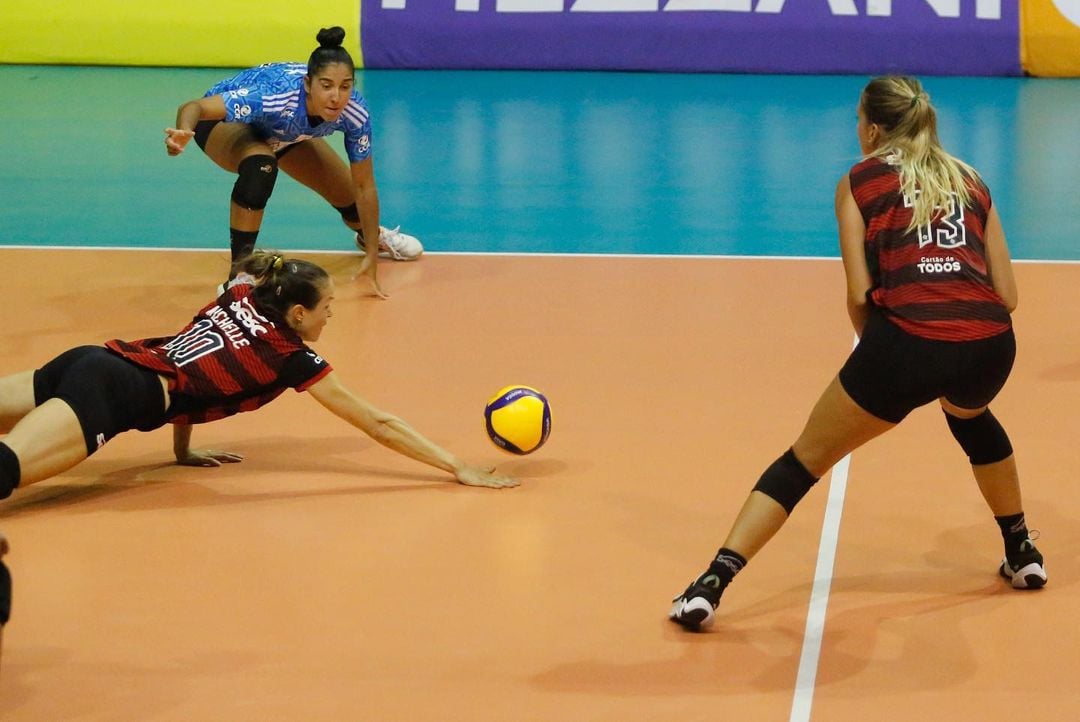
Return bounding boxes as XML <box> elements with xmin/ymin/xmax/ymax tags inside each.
<box><xmin>316</xmin><ymin>26</ymin><xmax>346</xmax><ymax>48</ymax></box>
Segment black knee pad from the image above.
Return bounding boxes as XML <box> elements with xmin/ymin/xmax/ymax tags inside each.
<box><xmin>0</xmin><ymin>441</ymin><xmax>20</xmax><ymax>499</ymax></box>
<box><xmin>752</xmin><ymin>448</ymin><xmax>819</xmax><ymax>515</ymax></box>
<box><xmin>231</xmin><ymin>155</ymin><xmax>279</xmax><ymax>211</ymax></box>
<box><xmin>334</xmin><ymin>202</ymin><xmax>360</xmax><ymax>225</ymax></box>
<box><xmin>945</xmin><ymin>409</ymin><xmax>1013</xmax><ymax>465</ymax></box>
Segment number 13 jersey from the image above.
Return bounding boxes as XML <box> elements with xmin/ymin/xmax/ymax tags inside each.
<box><xmin>849</xmin><ymin>155</ymin><xmax>1011</xmax><ymax>342</ymax></box>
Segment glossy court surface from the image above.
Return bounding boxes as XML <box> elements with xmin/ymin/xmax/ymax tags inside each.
<box><xmin>0</xmin><ymin>66</ymin><xmax>1078</xmax><ymax>720</ymax></box>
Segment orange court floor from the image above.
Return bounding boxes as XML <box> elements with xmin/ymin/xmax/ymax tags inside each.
<box><xmin>1</xmin><ymin>248</ymin><xmax>1078</xmax><ymax>721</ymax></box>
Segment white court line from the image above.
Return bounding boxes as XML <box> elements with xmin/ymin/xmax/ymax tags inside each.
<box><xmin>0</xmin><ymin>244</ymin><xmax>837</xmax><ymax>261</ymax></box>
<box><xmin>789</xmin><ymin>332</ymin><xmax>860</xmax><ymax>722</ymax></box>
<box><xmin>0</xmin><ymin>244</ymin><xmax>1075</xmax><ymax>264</ymax></box>
<box><xmin>789</xmin><ymin>451</ymin><xmax>852</xmax><ymax>722</ymax></box>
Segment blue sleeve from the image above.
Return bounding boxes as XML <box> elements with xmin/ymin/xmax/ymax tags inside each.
<box><xmin>345</xmin><ymin>121</ymin><xmax>373</xmax><ymax>164</ymax></box>
<box><xmin>342</xmin><ymin>93</ymin><xmax>373</xmax><ymax>164</ymax></box>
<box><xmin>219</xmin><ymin>86</ymin><xmax>265</xmax><ymax>124</ymax></box>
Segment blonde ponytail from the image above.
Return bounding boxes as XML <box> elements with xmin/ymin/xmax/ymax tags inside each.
<box><xmin>861</xmin><ymin>76</ymin><xmax>980</xmax><ymax>230</ymax></box>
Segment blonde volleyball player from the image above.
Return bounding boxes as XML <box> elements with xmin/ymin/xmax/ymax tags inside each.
<box><xmin>670</xmin><ymin>76</ymin><xmax>1044</xmax><ymax>631</ymax></box>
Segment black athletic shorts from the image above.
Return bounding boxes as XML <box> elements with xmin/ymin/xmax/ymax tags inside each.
<box><xmin>33</xmin><ymin>346</ymin><xmax>168</xmax><ymax>455</ymax></box>
<box><xmin>838</xmin><ymin>310</ymin><xmax>1016</xmax><ymax>424</ymax></box>
<box><xmin>193</xmin><ymin>120</ymin><xmax>303</xmax><ymax>159</ymax></box>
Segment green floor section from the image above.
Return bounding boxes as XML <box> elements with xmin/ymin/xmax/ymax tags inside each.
<box><xmin>1</xmin><ymin>65</ymin><xmax>1077</xmax><ymax>259</ymax></box>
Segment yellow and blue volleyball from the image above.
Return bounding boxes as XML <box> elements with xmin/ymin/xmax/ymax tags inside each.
<box><xmin>484</xmin><ymin>385</ymin><xmax>552</xmax><ymax>455</ymax></box>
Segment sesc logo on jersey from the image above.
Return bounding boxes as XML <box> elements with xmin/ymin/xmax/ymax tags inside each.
<box><xmin>357</xmin><ymin>134</ymin><xmax>371</xmax><ymax>154</ymax></box>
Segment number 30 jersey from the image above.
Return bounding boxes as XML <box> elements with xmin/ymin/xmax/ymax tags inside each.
<box><xmin>105</xmin><ymin>283</ymin><xmax>332</xmax><ymax>425</ymax></box>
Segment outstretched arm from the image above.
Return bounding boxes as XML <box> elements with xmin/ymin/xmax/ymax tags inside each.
<box><xmin>306</xmin><ymin>372</ymin><xmax>517</xmax><ymax>489</ymax></box>
<box><xmin>172</xmin><ymin>423</ymin><xmax>244</xmax><ymax>468</ymax></box>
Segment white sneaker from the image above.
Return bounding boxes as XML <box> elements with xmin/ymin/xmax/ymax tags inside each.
<box><xmin>355</xmin><ymin>226</ymin><xmax>423</xmax><ymax>261</ymax></box>
<box><xmin>999</xmin><ymin>537</ymin><xmax>1047</xmax><ymax>589</ymax></box>
<box><xmin>215</xmin><ymin>272</ymin><xmax>256</xmax><ymax>298</ymax></box>
<box><xmin>669</xmin><ymin>575</ymin><xmax>723</xmax><ymax>631</ymax></box>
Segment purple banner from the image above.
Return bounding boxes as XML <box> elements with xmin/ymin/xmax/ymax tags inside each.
<box><xmin>360</xmin><ymin>1</ymin><xmax>1019</xmax><ymax>76</ymax></box>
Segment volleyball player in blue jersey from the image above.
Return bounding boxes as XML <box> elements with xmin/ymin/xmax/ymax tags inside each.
<box><xmin>164</xmin><ymin>27</ymin><xmax>421</xmax><ymax>298</ymax></box>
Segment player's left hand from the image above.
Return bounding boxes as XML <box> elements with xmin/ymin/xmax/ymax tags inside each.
<box><xmin>176</xmin><ymin>449</ymin><xmax>245</xmax><ymax>467</ymax></box>
<box><xmin>454</xmin><ymin>465</ymin><xmax>519</xmax><ymax>489</ymax></box>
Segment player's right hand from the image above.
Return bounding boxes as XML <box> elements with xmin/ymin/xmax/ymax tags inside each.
<box><xmin>357</xmin><ymin>256</ymin><xmax>390</xmax><ymax>300</ymax></box>
<box><xmin>164</xmin><ymin>127</ymin><xmax>196</xmax><ymax>156</ymax></box>
<box><xmin>454</xmin><ymin>465</ymin><xmax>519</xmax><ymax>489</ymax></box>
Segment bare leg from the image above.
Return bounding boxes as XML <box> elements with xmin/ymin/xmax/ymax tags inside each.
<box><xmin>229</xmin><ymin>204</ymin><xmax>265</xmax><ymax>234</ymax></box>
<box><xmin>277</xmin><ymin>139</ymin><xmax>360</xmax><ymax>230</ymax></box>
<box><xmin>719</xmin><ymin>492</ymin><xmax>789</xmax><ymax>562</ymax></box>
<box><xmin>970</xmin><ymin>456</ymin><xmax>1022</xmax><ymax>515</ymax></box>
<box><xmin>200</xmin><ymin>123</ymin><xmax>277</xmax><ymax>234</ymax></box>
<box><xmin>671</xmin><ymin>376</ymin><xmax>897</xmax><ymax>628</ymax></box>
<box><xmin>3</xmin><ymin>399</ymin><xmax>87</xmax><ymax>487</ymax></box>
<box><xmin>0</xmin><ymin>371</ymin><xmax>36</xmax><ymax>433</ymax></box>
<box><xmin>722</xmin><ymin>376</ymin><xmax>896</xmax><ymax>561</ymax></box>
<box><xmin>277</xmin><ymin>139</ymin><xmax>354</xmax><ymax>207</ymax></box>
<box><xmin>939</xmin><ymin>398</ymin><xmax>1022</xmax><ymax>516</ymax></box>
<box><xmin>938</xmin><ymin>398</ymin><xmax>1044</xmax><ymax>587</ymax></box>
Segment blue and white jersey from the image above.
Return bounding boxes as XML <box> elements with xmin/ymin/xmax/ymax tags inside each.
<box><xmin>205</xmin><ymin>63</ymin><xmax>372</xmax><ymax>163</ymax></box>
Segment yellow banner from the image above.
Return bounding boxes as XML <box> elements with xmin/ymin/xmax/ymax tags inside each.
<box><xmin>0</xmin><ymin>1</ymin><xmax>362</xmax><ymax>68</ymax></box>
<box><xmin>1022</xmin><ymin>0</ymin><xmax>1080</xmax><ymax>76</ymax></box>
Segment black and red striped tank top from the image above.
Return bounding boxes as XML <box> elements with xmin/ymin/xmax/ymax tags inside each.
<box><xmin>105</xmin><ymin>283</ymin><xmax>331</xmax><ymax>424</ymax></box>
<box><xmin>849</xmin><ymin>156</ymin><xmax>1011</xmax><ymax>341</ymax></box>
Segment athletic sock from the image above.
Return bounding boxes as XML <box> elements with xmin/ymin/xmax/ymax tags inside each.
<box><xmin>703</xmin><ymin>547</ymin><xmax>748</xmax><ymax>591</ymax></box>
<box><xmin>229</xmin><ymin>228</ymin><xmax>260</xmax><ymax>265</ymax></box>
<box><xmin>995</xmin><ymin>512</ymin><xmax>1029</xmax><ymax>558</ymax></box>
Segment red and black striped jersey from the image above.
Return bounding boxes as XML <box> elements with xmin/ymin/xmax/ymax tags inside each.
<box><xmin>105</xmin><ymin>283</ymin><xmax>332</xmax><ymax>425</ymax></box>
<box><xmin>849</xmin><ymin>156</ymin><xmax>1011</xmax><ymax>341</ymax></box>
